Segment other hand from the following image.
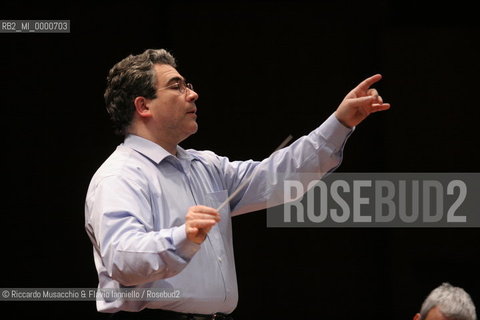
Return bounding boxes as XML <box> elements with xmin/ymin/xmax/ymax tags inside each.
<box><xmin>334</xmin><ymin>74</ymin><xmax>391</xmax><ymax>128</ymax></box>
<box><xmin>185</xmin><ymin>205</ymin><xmax>221</xmax><ymax>244</ymax></box>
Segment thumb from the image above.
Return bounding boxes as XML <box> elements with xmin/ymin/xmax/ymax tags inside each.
<box><xmin>349</xmin><ymin>95</ymin><xmax>376</xmax><ymax>107</ymax></box>
<box><xmin>188</xmin><ymin>227</ymin><xmax>198</xmax><ymax>234</ymax></box>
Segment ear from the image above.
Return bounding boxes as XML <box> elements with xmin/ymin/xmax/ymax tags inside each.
<box><xmin>413</xmin><ymin>313</ymin><xmax>421</xmax><ymax>320</ymax></box>
<box><xmin>133</xmin><ymin>96</ymin><xmax>152</xmax><ymax>118</ymax></box>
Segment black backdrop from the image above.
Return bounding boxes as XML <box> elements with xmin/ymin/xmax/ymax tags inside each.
<box><xmin>1</xmin><ymin>1</ymin><xmax>479</xmax><ymax>319</ymax></box>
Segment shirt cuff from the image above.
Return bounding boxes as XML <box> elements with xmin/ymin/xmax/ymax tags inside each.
<box><xmin>317</xmin><ymin>113</ymin><xmax>354</xmax><ymax>152</ymax></box>
<box><xmin>171</xmin><ymin>224</ymin><xmax>201</xmax><ymax>260</ymax></box>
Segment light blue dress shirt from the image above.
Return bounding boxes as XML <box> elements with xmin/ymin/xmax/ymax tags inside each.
<box><xmin>84</xmin><ymin>113</ymin><xmax>352</xmax><ymax>313</ymax></box>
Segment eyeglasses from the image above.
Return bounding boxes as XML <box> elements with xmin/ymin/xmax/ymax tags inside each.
<box><xmin>157</xmin><ymin>79</ymin><xmax>194</xmax><ymax>95</ymax></box>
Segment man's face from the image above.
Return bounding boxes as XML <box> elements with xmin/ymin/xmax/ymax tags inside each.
<box><xmin>424</xmin><ymin>307</ymin><xmax>449</xmax><ymax>320</ymax></box>
<box><xmin>146</xmin><ymin>64</ymin><xmax>199</xmax><ymax>143</ymax></box>
<box><xmin>413</xmin><ymin>307</ymin><xmax>449</xmax><ymax>320</ymax></box>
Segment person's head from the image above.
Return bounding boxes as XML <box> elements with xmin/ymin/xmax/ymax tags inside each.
<box><xmin>413</xmin><ymin>283</ymin><xmax>476</xmax><ymax>320</ymax></box>
<box><xmin>104</xmin><ymin>49</ymin><xmax>199</xmax><ymax>145</ymax></box>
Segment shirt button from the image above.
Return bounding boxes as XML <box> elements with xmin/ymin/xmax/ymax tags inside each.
<box><xmin>218</xmin><ymin>257</ymin><xmax>222</xmax><ymax>263</ymax></box>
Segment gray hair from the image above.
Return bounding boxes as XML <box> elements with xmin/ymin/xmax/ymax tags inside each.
<box><xmin>420</xmin><ymin>283</ymin><xmax>477</xmax><ymax>320</ymax></box>
<box><xmin>104</xmin><ymin>48</ymin><xmax>177</xmax><ymax>135</ymax></box>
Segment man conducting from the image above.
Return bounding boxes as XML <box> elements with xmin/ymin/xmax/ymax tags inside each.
<box><xmin>85</xmin><ymin>48</ymin><xmax>390</xmax><ymax>319</ymax></box>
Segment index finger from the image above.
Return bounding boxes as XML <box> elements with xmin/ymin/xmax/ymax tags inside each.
<box><xmin>191</xmin><ymin>205</ymin><xmax>219</xmax><ymax>215</ymax></box>
<box><xmin>355</xmin><ymin>74</ymin><xmax>383</xmax><ymax>92</ymax></box>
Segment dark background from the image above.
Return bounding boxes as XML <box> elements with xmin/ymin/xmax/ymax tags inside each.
<box><xmin>1</xmin><ymin>1</ymin><xmax>479</xmax><ymax>319</ymax></box>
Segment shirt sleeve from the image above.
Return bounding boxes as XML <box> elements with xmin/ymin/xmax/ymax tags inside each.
<box><xmin>219</xmin><ymin>113</ymin><xmax>353</xmax><ymax>216</ymax></box>
<box><xmin>85</xmin><ymin>175</ymin><xmax>200</xmax><ymax>287</ymax></box>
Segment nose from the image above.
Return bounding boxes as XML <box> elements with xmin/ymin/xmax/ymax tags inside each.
<box><xmin>185</xmin><ymin>87</ymin><xmax>199</xmax><ymax>102</ymax></box>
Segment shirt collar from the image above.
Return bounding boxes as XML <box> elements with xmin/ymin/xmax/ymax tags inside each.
<box><xmin>123</xmin><ymin>134</ymin><xmax>198</xmax><ymax>164</ymax></box>
<box><xmin>176</xmin><ymin>145</ymin><xmax>197</xmax><ymax>162</ymax></box>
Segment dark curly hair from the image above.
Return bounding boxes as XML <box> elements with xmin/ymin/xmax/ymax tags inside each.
<box><xmin>104</xmin><ymin>49</ymin><xmax>177</xmax><ymax>135</ymax></box>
